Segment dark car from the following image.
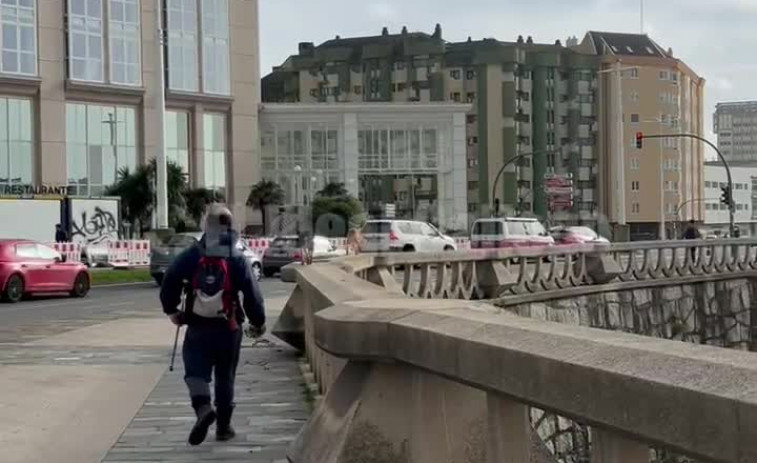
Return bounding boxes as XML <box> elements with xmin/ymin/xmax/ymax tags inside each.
<box><xmin>262</xmin><ymin>236</ymin><xmax>301</xmax><ymax>277</ymax></box>
<box><xmin>0</xmin><ymin>240</ymin><xmax>90</xmax><ymax>303</ymax></box>
<box><xmin>150</xmin><ymin>232</ymin><xmax>262</xmax><ymax>285</ymax></box>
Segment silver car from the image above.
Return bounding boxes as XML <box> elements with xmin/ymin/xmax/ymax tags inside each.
<box><xmin>150</xmin><ymin>232</ymin><xmax>262</xmax><ymax>285</ymax></box>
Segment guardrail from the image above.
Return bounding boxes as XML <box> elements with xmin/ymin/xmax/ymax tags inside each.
<box><xmin>277</xmin><ymin>239</ymin><xmax>757</xmax><ymax>463</ymax></box>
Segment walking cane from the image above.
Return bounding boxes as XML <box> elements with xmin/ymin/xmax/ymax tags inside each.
<box><xmin>169</xmin><ymin>283</ymin><xmax>188</xmax><ymax>372</ymax></box>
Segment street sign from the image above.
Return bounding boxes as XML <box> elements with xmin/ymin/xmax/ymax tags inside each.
<box><xmin>544</xmin><ymin>173</ymin><xmax>574</xmax><ymax>212</ymax></box>
<box><xmin>385</xmin><ymin>203</ymin><xmax>396</xmax><ymax>218</ymax></box>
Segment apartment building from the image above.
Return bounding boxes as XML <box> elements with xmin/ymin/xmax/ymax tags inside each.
<box><xmin>574</xmin><ymin>32</ymin><xmax>705</xmax><ymax>240</ymax></box>
<box><xmin>0</xmin><ymin>0</ymin><xmax>260</xmax><ymax>222</ymax></box>
<box><xmin>263</xmin><ymin>26</ymin><xmax>600</xmax><ymax>227</ymax></box>
<box><xmin>714</xmin><ymin>101</ymin><xmax>757</xmax><ymax>163</ymax></box>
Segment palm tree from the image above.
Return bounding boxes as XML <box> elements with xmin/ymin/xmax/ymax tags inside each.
<box><xmin>317</xmin><ymin>182</ymin><xmax>349</xmax><ymax>198</ymax></box>
<box><xmin>106</xmin><ymin>160</ymin><xmax>187</xmax><ymax>235</ymax></box>
<box><xmin>247</xmin><ymin>179</ymin><xmax>285</xmax><ymax>235</ymax></box>
<box><xmin>184</xmin><ymin>188</ymin><xmax>225</xmax><ymax>228</ymax></box>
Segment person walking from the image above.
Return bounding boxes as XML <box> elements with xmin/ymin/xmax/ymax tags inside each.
<box><xmin>682</xmin><ymin>220</ymin><xmax>700</xmax><ymax>261</ymax></box>
<box><xmin>346</xmin><ymin>228</ymin><xmax>362</xmax><ymax>256</ymax></box>
<box><xmin>160</xmin><ymin>204</ymin><xmax>266</xmax><ymax>446</ymax></box>
<box><xmin>55</xmin><ymin>224</ymin><xmax>68</xmax><ymax>243</ymax></box>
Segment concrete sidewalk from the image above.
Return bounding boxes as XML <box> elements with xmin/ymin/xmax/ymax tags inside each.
<box><xmin>103</xmin><ymin>342</ymin><xmax>308</xmax><ymax>462</ymax></box>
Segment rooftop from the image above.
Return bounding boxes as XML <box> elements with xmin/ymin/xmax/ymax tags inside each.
<box><xmin>583</xmin><ymin>31</ymin><xmax>669</xmax><ymax>58</ymax></box>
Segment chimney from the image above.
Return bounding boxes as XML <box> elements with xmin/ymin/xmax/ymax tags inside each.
<box><xmin>335</xmin><ymin>35</ymin><xmax>340</xmax><ymax>40</ymax></box>
<box><xmin>298</xmin><ymin>42</ymin><xmax>315</xmax><ymax>56</ymax></box>
<box><xmin>517</xmin><ymin>35</ymin><xmax>524</xmax><ymax>44</ymax></box>
<box><xmin>402</xmin><ymin>26</ymin><xmax>408</xmax><ymax>35</ymax></box>
<box><xmin>667</xmin><ymin>47</ymin><xmax>674</xmax><ymax>56</ymax></box>
<box><xmin>526</xmin><ymin>36</ymin><xmax>534</xmax><ymax>44</ymax></box>
<box><xmin>555</xmin><ymin>39</ymin><xmax>562</xmax><ymax>46</ymax></box>
<box><xmin>467</xmin><ymin>36</ymin><xmax>472</xmax><ymax>42</ymax></box>
<box><xmin>433</xmin><ymin>23</ymin><xmax>442</xmax><ymax>39</ymax></box>
<box><xmin>382</xmin><ymin>27</ymin><xmax>389</xmax><ymax>36</ymax></box>
<box><xmin>566</xmin><ymin>36</ymin><xmax>579</xmax><ymax>47</ymax></box>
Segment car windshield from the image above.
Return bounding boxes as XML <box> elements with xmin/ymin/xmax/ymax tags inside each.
<box><xmin>272</xmin><ymin>238</ymin><xmax>299</xmax><ymax>248</ymax></box>
<box><xmin>505</xmin><ymin>221</ymin><xmax>527</xmax><ymax>236</ymax></box>
<box><xmin>524</xmin><ymin>221</ymin><xmax>547</xmax><ymax>236</ymax></box>
<box><xmin>165</xmin><ymin>234</ymin><xmax>198</xmax><ymax>247</ymax></box>
<box><xmin>363</xmin><ymin>222</ymin><xmax>392</xmax><ymax>234</ymax></box>
<box><xmin>473</xmin><ymin>221</ymin><xmax>503</xmax><ymax>235</ymax></box>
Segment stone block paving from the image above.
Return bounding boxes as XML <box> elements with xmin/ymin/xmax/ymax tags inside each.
<box><xmin>102</xmin><ymin>343</ymin><xmax>310</xmax><ymax>462</ymax></box>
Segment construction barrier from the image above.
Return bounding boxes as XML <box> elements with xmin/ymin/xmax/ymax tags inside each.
<box><xmin>128</xmin><ymin>240</ymin><xmax>151</xmax><ymax>266</ymax></box>
<box><xmin>328</xmin><ymin>238</ymin><xmax>348</xmax><ymax>249</ymax></box>
<box><xmin>107</xmin><ymin>241</ymin><xmax>131</xmax><ymax>267</ymax></box>
<box><xmin>48</xmin><ymin>242</ymin><xmax>83</xmax><ymax>264</ymax></box>
<box><xmin>242</xmin><ymin>237</ymin><xmax>271</xmax><ymax>254</ymax></box>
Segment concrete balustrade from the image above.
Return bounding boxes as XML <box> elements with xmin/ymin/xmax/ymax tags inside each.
<box><xmin>272</xmin><ymin>240</ymin><xmax>757</xmax><ymax>462</ymax></box>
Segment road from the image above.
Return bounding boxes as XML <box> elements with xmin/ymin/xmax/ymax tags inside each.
<box><xmin>0</xmin><ymin>278</ymin><xmax>303</xmax><ymax>463</ymax></box>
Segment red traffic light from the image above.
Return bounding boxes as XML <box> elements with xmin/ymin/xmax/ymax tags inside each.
<box><xmin>635</xmin><ymin>132</ymin><xmax>643</xmax><ymax>149</ymax></box>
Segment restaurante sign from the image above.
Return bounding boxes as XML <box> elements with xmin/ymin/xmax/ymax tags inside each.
<box><xmin>0</xmin><ymin>184</ymin><xmax>74</xmax><ymax>197</ymax></box>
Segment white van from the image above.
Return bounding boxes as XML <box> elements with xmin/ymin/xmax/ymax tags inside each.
<box><xmin>470</xmin><ymin>217</ymin><xmax>554</xmax><ymax>249</ymax></box>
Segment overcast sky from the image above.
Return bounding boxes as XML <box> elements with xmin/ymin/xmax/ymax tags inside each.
<box><xmin>260</xmin><ymin>0</ymin><xmax>757</xmax><ymax>140</ymax></box>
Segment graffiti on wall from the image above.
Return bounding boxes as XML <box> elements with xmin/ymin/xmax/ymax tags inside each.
<box><xmin>69</xmin><ymin>199</ymin><xmax>120</xmax><ymax>244</ymax></box>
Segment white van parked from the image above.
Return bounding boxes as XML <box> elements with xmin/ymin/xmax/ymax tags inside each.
<box><xmin>361</xmin><ymin>220</ymin><xmax>457</xmax><ymax>253</ymax></box>
<box><xmin>470</xmin><ymin>217</ymin><xmax>554</xmax><ymax>249</ymax></box>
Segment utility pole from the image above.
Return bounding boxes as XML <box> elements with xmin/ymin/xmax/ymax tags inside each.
<box><xmin>154</xmin><ymin>0</ymin><xmax>169</xmax><ymax>229</ymax></box>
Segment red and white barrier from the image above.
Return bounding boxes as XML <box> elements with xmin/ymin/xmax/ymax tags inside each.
<box><xmin>242</xmin><ymin>237</ymin><xmax>271</xmax><ymax>254</ymax></box>
<box><xmin>107</xmin><ymin>241</ymin><xmax>131</xmax><ymax>267</ymax></box>
<box><xmin>328</xmin><ymin>238</ymin><xmax>348</xmax><ymax>249</ymax></box>
<box><xmin>454</xmin><ymin>237</ymin><xmax>471</xmax><ymax>250</ymax></box>
<box><xmin>49</xmin><ymin>242</ymin><xmax>83</xmax><ymax>263</ymax></box>
<box><xmin>128</xmin><ymin>240</ymin><xmax>150</xmax><ymax>266</ymax></box>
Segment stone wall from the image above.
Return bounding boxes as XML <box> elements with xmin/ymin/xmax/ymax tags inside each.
<box><xmin>500</xmin><ymin>278</ymin><xmax>757</xmax><ymax>462</ymax></box>
<box><xmin>502</xmin><ymin>278</ymin><xmax>757</xmax><ymax>350</ymax></box>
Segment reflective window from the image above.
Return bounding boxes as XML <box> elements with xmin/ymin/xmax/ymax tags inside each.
<box><xmin>202</xmin><ymin>113</ymin><xmax>226</xmax><ymax>190</ymax></box>
<box><xmin>166</xmin><ymin>110</ymin><xmax>190</xmax><ymax>175</ymax></box>
<box><xmin>109</xmin><ymin>0</ymin><xmax>141</xmax><ymax>85</ymax></box>
<box><xmin>1</xmin><ymin>0</ymin><xmax>36</xmax><ymax>75</ymax></box>
<box><xmin>201</xmin><ymin>0</ymin><xmax>229</xmax><ymax>94</ymax></box>
<box><xmin>15</xmin><ymin>243</ymin><xmax>37</xmax><ymax>258</ymax></box>
<box><xmin>68</xmin><ymin>0</ymin><xmax>104</xmax><ymax>82</ymax></box>
<box><xmin>167</xmin><ymin>0</ymin><xmax>198</xmax><ymax>91</ymax></box>
<box><xmin>359</xmin><ymin>126</ymin><xmax>438</xmax><ymax>171</ymax></box>
<box><xmin>0</xmin><ymin>97</ymin><xmax>32</xmax><ymax>186</ymax></box>
<box><xmin>66</xmin><ymin>103</ymin><xmax>137</xmax><ymax>196</ymax></box>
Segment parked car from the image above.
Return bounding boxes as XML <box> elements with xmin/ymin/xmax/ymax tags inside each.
<box><xmin>262</xmin><ymin>235</ymin><xmax>344</xmax><ymax>277</ymax></box>
<box><xmin>150</xmin><ymin>232</ymin><xmax>262</xmax><ymax>286</ymax></box>
<box><xmin>360</xmin><ymin>220</ymin><xmax>457</xmax><ymax>253</ymax></box>
<box><xmin>81</xmin><ymin>242</ymin><xmax>110</xmax><ymax>267</ymax></box>
<box><xmin>470</xmin><ymin>217</ymin><xmax>554</xmax><ymax>249</ymax></box>
<box><xmin>0</xmin><ymin>240</ymin><xmax>90</xmax><ymax>303</ymax></box>
<box><xmin>551</xmin><ymin>226</ymin><xmax>610</xmax><ymax>245</ymax></box>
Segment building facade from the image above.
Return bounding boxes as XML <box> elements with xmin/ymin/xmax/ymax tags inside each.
<box><xmin>714</xmin><ymin>101</ymin><xmax>757</xmax><ymax>163</ymax></box>
<box><xmin>0</xmin><ymin>0</ymin><xmax>260</xmax><ymax>223</ymax></box>
<box><xmin>259</xmin><ymin>103</ymin><xmax>470</xmax><ymax>231</ymax></box>
<box><xmin>575</xmin><ymin>32</ymin><xmax>705</xmax><ymax>240</ymax></box>
<box><xmin>703</xmin><ymin>162</ymin><xmax>757</xmax><ymax>237</ymax></box>
<box><xmin>262</xmin><ymin>26</ymin><xmax>601</xmax><ymax>228</ymax></box>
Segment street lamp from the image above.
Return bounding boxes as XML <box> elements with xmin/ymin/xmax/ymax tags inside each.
<box><xmin>598</xmin><ymin>62</ymin><xmax>639</xmax><ymax>234</ymax></box>
<box><xmin>641</xmin><ymin>118</ymin><xmax>667</xmax><ymax>239</ymax></box>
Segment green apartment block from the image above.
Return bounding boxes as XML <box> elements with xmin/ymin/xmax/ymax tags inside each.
<box><xmin>263</xmin><ymin>26</ymin><xmax>600</xmax><ymax>225</ymax></box>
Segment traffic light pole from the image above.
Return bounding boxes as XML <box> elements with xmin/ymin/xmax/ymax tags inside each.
<box><xmin>640</xmin><ymin>133</ymin><xmax>735</xmax><ymax>237</ymax></box>
<box><xmin>491</xmin><ymin>151</ymin><xmax>562</xmax><ymax>217</ymax></box>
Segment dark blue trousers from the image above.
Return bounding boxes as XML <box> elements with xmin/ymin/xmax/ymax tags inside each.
<box><xmin>182</xmin><ymin>324</ymin><xmax>243</xmax><ymax>412</ymax></box>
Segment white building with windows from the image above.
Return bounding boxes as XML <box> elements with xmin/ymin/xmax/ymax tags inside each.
<box><xmin>259</xmin><ymin>103</ymin><xmax>471</xmax><ymax>231</ymax></box>
<box><xmin>0</xmin><ymin>0</ymin><xmax>260</xmax><ymax>223</ymax></box>
<box><xmin>703</xmin><ymin>162</ymin><xmax>757</xmax><ymax>236</ymax></box>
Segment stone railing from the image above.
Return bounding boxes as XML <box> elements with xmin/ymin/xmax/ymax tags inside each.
<box><xmin>274</xmin><ymin>240</ymin><xmax>757</xmax><ymax>463</ymax></box>
<box><xmin>359</xmin><ymin>238</ymin><xmax>757</xmax><ymax>303</ymax></box>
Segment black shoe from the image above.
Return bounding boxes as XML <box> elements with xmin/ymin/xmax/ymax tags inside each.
<box><xmin>188</xmin><ymin>404</ymin><xmax>216</xmax><ymax>446</ymax></box>
<box><xmin>216</xmin><ymin>424</ymin><xmax>236</xmax><ymax>441</ymax></box>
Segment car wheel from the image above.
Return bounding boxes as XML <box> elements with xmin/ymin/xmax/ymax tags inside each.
<box><xmin>252</xmin><ymin>263</ymin><xmax>262</xmax><ymax>281</ymax></box>
<box><xmin>443</xmin><ymin>245</ymin><xmax>455</xmax><ymax>251</ymax></box>
<box><xmin>263</xmin><ymin>268</ymin><xmax>276</xmax><ymax>278</ymax></box>
<box><xmin>2</xmin><ymin>274</ymin><xmax>24</xmax><ymax>303</ymax></box>
<box><xmin>403</xmin><ymin>245</ymin><xmax>415</xmax><ymax>253</ymax></box>
<box><xmin>70</xmin><ymin>272</ymin><xmax>90</xmax><ymax>298</ymax></box>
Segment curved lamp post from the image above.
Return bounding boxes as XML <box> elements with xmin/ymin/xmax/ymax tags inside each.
<box><xmin>490</xmin><ymin>150</ymin><xmax>559</xmax><ymax>217</ymax></box>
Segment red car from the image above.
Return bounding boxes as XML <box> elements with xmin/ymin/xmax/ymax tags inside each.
<box><xmin>0</xmin><ymin>240</ymin><xmax>90</xmax><ymax>303</ymax></box>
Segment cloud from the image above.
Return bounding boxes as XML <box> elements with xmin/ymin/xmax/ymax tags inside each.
<box><xmin>367</xmin><ymin>2</ymin><xmax>396</xmax><ymax>20</ymax></box>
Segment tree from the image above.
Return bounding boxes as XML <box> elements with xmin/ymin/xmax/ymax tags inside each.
<box><xmin>184</xmin><ymin>188</ymin><xmax>225</xmax><ymax>228</ymax></box>
<box><xmin>247</xmin><ymin>179</ymin><xmax>285</xmax><ymax>235</ymax></box>
<box><xmin>312</xmin><ymin>182</ymin><xmax>362</xmax><ymax>236</ymax></box>
<box><xmin>106</xmin><ymin>160</ymin><xmax>187</xmax><ymax>235</ymax></box>
<box><xmin>316</xmin><ymin>182</ymin><xmax>349</xmax><ymax>198</ymax></box>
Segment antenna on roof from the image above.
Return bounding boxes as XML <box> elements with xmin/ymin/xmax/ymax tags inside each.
<box><xmin>640</xmin><ymin>0</ymin><xmax>644</xmax><ymax>33</ymax></box>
